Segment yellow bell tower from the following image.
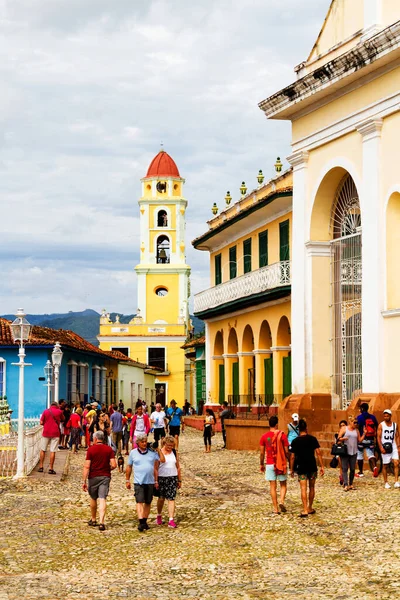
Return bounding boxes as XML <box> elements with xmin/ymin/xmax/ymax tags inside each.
<box><xmin>98</xmin><ymin>149</ymin><xmax>191</xmax><ymax>408</ymax></box>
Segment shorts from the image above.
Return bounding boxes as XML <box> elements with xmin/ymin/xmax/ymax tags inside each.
<box><xmin>169</xmin><ymin>426</ymin><xmax>181</xmax><ymax>437</ymax></box>
<box><xmin>357</xmin><ymin>444</ymin><xmax>375</xmax><ymax>460</ymax></box>
<box><xmin>40</xmin><ymin>437</ymin><xmax>59</xmax><ymax>453</ymax></box>
<box><xmin>134</xmin><ymin>483</ymin><xmax>154</xmax><ymax>504</ymax></box>
<box><xmin>88</xmin><ymin>476</ymin><xmax>110</xmax><ymax>500</ymax></box>
<box><xmin>158</xmin><ymin>476</ymin><xmax>178</xmax><ymax>500</ymax></box>
<box><xmin>154</xmin><ymin>428</ymin><xmax>166</xmax><ymax>442</ymax></box>
<box><xmin>382</xmin><ymin>444</ymin><xmax>399</xmax><ymax>465</ymax></box>
<box><xmin>265</xmin><ymin>464</ymin><xmax>287</xmax><ymax>482</ymax></box>
<box><xmin>298</xmin><ymin>472</ymin><xmax>317</xmax><ymax>481</ymax></box>
<box><xmin>112</xmin><ymin>431</ymin><xmax>123</xmax><ymax>447</ymax></box>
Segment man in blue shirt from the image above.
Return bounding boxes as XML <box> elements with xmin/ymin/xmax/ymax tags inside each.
<box><xmin>110</xmin><ymin>408</ymin><xmax>123</xmax><ymax>455</ymax></box>
<box><xmin>166</xmin><ymin>400</ymin><xmax>185</xmax><ymax>449</ymax></box>
<box><xmin>356</xmin><ymin>402</ymin><xmax>378</xmax><ymax>478</ymax></box>
<box><xmin>125</xmin><ymin>434</ymin><xmax>165</xmax><ymax>532</ymax></box>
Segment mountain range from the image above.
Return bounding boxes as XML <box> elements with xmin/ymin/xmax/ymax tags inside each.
<box><xmin>1</xmin><ymin>309</ymin><xmax>205</xmax><ymax>347</ymax></box>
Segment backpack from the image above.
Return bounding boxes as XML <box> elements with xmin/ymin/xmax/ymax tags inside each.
<box><xmin>365</xmin><ymin>417</ymin><xmax>376</xmax><ymax>438</ymax></box>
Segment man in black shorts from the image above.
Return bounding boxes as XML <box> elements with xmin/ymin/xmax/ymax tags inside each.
<box><xmin>165</xmin><ymin>400</ymin><xmax>185</xmax><ymax>450</ymax></box>
<box><xmin>290</xmin><ymin>419</ymin><xmax>324</xmax><ymax>518</ymax></box>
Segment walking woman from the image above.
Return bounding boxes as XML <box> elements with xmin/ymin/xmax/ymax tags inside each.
<box><xmin>336</xmin><ymin>419</ymin><xmax>348</xmax><ymax>485</ymax></box>
<box><xmin>203</xmin><ymin>408</ymin><xmax>215</xmax><ymax>453</ymax></box>
<box><xmin>155</xmin><ymin>436</ymin><xmax>181</xmax><ymax>528</ymax></box>
<box><xmin>337</xmin><ymin>416</ymin><xmax>364</xmax><ymax>491</ymax></box>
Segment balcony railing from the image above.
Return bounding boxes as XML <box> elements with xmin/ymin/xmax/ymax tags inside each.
<box><xmin>194</xmin><ymin>260</ymin><xmax>291</xmax><ymax>314</ymax></box>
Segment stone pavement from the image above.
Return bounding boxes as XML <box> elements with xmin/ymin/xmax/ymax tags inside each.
<box><xmin>0</xmin><ymin>428</ymin><xmax>399</xmax><ymax>600</ymax></box>
<box><xmin>30</xmin><ymin>449</ymin><xmax>70</xmax><ymax>482</ymax></box>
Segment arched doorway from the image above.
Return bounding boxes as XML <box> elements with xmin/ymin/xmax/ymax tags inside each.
<box><xmin>213</xmin><ymin>331</ymin><xmax>224</xmax><ymax>404</ymax></box>
<box><xmin>227</xmin><ymin>328</ymin><xmax>239</xmax><ymax>404</ymax></box>
<box><xmin>242</xmin><ymin>325</ymin><xmax>255</xmax><ymax>401</ymax></box>
<box><xmin>156</xmin><ymin>235</ymin><xmax>170</xmax><ymax>263</ymax></box>
<box><xmin>277</xmin><ymin>316</ymin><xmax>291</xmax><ymax>398</ymax></box>
<box><xmin>331</xmin><ymin>174</ymin><xmax>362</xmax><ymax>406</ymax></box>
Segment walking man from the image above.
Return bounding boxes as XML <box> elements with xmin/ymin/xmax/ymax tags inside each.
<box><xmin>220</xmin><ymin>401</ymin><xmax>234</xmax><ymax>449</ymax></box>
<box><xmin>110</xmin><ymin>406</ymin><xmax>124</xmax><ymax>455</ymax></box>
<box><xmin>38</xmin><ymin>401</ymin><xmax>64</xmax><ymax>474</ymax></box>
<box><xmin>356</xmin><ymin>402</ymin><xmax>378</xmax><ymax>477</ymax></box>
<box><xmin>377</xmin><ymin>409</ymin><xmax>400</xmax><ymax>489</ymax></box>
<box><xmin>165</xmin><ymin>400</ymin><xmax>185</xmax><ymax>450</ymax></box>
<box><xmin>287</xmin><ymin>413</ymin><xmax>299</xmax><ymax>449</ymax></box>
<box><xmin>82</xmin><ymin>430</ymin><xmax>116</xmax><ymax>531</ymax></box>
<box><xmin>260</xmin><ymin>415</ymin><xmax>289</xmax><ymax>515</ymax></box>
<box><xmin>150</xmin><ymin>403</ymin><xmax>168</xmax><ymax>444</ymax></box>
<box><xmin>290</xmin><ymin>419</ymin><xmax>324</xmax><ymax>517</ymax></box>
<box><xmin>125</xmin><ymin>434</ymin><xmax>165</xmax><ymax>532</ymax></box>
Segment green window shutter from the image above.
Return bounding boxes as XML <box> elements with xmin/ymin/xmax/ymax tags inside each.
<box><xmin>219</xmin><ymin>364</ymin><xmax>225</xmax><ymax>404</ymax></box>
<box><xmin>215</xmin><ymin>254</ymin><xmax>222</xmax><ymax>286</ymax></box>
<box><xmin>229</xmin><ymin>246</ymin><xmax>237</xmax><ymax>279</ymax></box>
<box><xmin>232</xmin><ymin>362</ymin><xmax>239</xmax><ymax>401</ymax></box>
<box><xmin>196</xmin><ymin>361</ymin><xmax>203</xmax><ymax>405</ymax></box>
<box><xmin>279</xmin><ymin>220</ymin><xmax>290</xmax><ymax>261</ymax></box>
<box><xmin>259</xmin><ymin>230</ymin><xmax>268</xmax><ymax>268</ymax></box>
<box><xmin>283</xmin><ymin>355</ymin><xmax>292</xmax><ymax>397</ymax></box>
<box><xmin>264</xmin><ymin>356</ymin><xmax>273</xmax><ymax>404</ymax></box>
<box><xmin>243</xmin><ymin>238</ymin><xmax>252</xmax><ymax>274</ymax></box>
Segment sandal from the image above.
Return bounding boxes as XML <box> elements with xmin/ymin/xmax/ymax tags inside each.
<box><xmin>299</xmin><ymin>513</ymin><xmax>309</xmax><ymax>518</ymax></box>
<box><xmin>279</xmin><ymin>503</ymin><xmax>287</xmax><ymax>513</ymax></box>
<box><xmin>99</xmin><ymin>524</ymin><xmax>106</xmax><ymax>531</ymax></box>
<box><xmin>88</xmin><ymin>519</ymin><xmax>97</xmax><ymax>527</ymax></box>
<box><xmin>38</xmin><ymin>467</ymin><xmax>44</xmax><ymax>473</ymax></box>
<box><xmin>308</xmin><ymin>509</ymin><xmax>316</xmax><ymax>515</ymax></box>
<box><xmin>48</xmin><ymin>469</ymin><xmax>56</xmax><ymax>474</ymax></box>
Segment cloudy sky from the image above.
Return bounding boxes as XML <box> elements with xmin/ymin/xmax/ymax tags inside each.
<box><xmin>0</xmin><ymin>0</ymin><xmax>328</xmax><ymax>316</ymax></box>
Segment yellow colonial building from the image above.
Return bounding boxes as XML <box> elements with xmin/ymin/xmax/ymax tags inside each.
<box><xmin>259</xmin><ymin>0</ymin><xmax>400</xmax><ymax>409</ymax></box>
<box><xmin>193</xmin><ymin>166</ymin><xmax>293</xmax><ymax>408</ymax></box>
<box><xmin>99</xmin><ymin>150</ymin><xmax>191</xmax><ymax>407</ymax></box>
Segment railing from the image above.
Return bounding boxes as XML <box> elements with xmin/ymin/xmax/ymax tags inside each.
<box><xmin>0</xmin><ymin>420</ymin><xmax>43</xmax><ymax>478</ymax></box>
<box><xmin>227</xmin><ymin>394</ymin><xmax>285</xmax><ymax>420</ymax></box>
<box><xmin>194</xmin><ymin>261</ymin><xmax>291</xmax><ymax>313</ymax></box>
<box><xmin>10</xmin><ymin>417</ymin><xmax>41</xmax><ymax>432</ymax></box>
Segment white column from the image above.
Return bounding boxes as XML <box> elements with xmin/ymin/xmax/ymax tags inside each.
<box><xmin>287</xmin><ymin>150</ymin><xmax>309</xmax><ymax>393</ymax></box>
<box><xmin>362</xmin><ymin>0</ymin><xmax>382</xmax><ymax>40</ymax></box>
<box><xmin>358</xmin><ymin>118</ymin><xmax>384</xmax><ymax>392</ymax></box>
<box><xmin>205</xmin><ymin>321</ymin><xmax>212</xmax><ymax>404</ymax></box>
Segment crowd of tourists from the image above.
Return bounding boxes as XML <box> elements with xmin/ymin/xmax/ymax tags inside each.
<box><xmin>260</xmin><ymin>402</ymin><xmax>399</xmax><ymax>517</ymax></box>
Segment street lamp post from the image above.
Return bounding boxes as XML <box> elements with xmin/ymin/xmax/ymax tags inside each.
<box><xmin>10</xmin><ymin>309</ymin><xmax>32</xmax><ymax>479</ymax></box>
<box><xmin>44</xmin><ymin>360</ymin><xmax>54</xmax><ymax>408</ymax></box>
<box><xmin>51</xmin><ymin>342</ymin><xmax>63</xmax><ymax>404</ymax></box>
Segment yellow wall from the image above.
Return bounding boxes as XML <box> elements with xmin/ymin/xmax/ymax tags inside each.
<box><xmin>117</xmin><ymin>362</ymin><xmax>156</xmax><ymax>408</ymax></box>
<box><xmin>149</xmin><ymin>204</ymin><xmax>177</xmax><ymax>230</ymax></box>
<box><xmin>307</xmin><ymin>0</ymin><xmax>363</xmax><ymax>67</ymax></box>
<box><xmin>145</xmin><ymin>273</ymin><xmax>180</xmax><ymax>323</ymax></box>
<box><xmin>141</xmin><ymin>179</ymin><xmax>183</xmax><ymax>200</ymax></box>
<box><xmin>382</xmin><ymin>3</ymin><xmax>400</xmax><ymax>29</ymax></box>
<box><xmin>210</xmin><ymin>212</ymin><xmax>292</xmax><ymax>285</ymax></box>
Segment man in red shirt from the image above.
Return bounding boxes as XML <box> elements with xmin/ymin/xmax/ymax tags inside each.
<box><xmin>82</xmin><ymin>430</ymin><xmax>116</xmax><ymax>531</ymax></box>
<box><xmin>38</xmin><ymin>401</ymin><xmax>64</xmax><ymax>474</ymax></box>
<box><xmin>260</xmin><ymin>415</ymin><xmax>289</xmax><ymax>514</ymax></box>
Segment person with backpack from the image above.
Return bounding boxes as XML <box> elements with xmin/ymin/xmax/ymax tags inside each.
<box><xmin>356</xmin><ymin>403</ymin><xmax>378</xmax><ymax>478</ymax></box>
<box><xmin>377</xmin><ymin>409</ymin><xmax>400</xmax><ymax>489</ymax></box>
<box><xmin>259</xmin><ymin>415</ymin><xmax>289</xmax><ymax>515</ymax></box>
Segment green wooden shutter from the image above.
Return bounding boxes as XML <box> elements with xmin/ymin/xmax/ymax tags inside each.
<box><xmin>215</xmin><ymin>254</ymin><xmax>222</xmax><ymax>286</ymax></box>
<box><xmin>232</xmin><ymin>362</ymin><xmax>239</xmax><ymax>402</ymax></box>
<box><xmin>243</xmin><ymin>238</ymin><xmax>252</xmax><ymax>274</ymax></box>
<box><xmin>196</xmin><ymin>361</ymin><xmax>205</xmax><ymax>405</ymax></box>
<box><xmin>218</xmin><ymin>364</ymin><xmax>225</xmax><ymax>404</ymax></box>
<box><xmin>279</xmin><ymin>220</ymin><xmax>290</xmax><ymax>261</ymax></box>
<box><xmin>283</xmin><ymin>355</ymin><xmax>292</xmax><ymax>397</ymax></box>
<box><xmin>259</xmin><ymin>230</ymin><xmax>268</xmax><ymax>267</ymax></box>
<box><xmin>229</xmin><ymin>246</ymin><xmax>237</xmax><ymax>279</ymax></box>
<box><xmin>264</xmin><ymin>356</ymin><xmax>273</xmax><ymax>404</ymax></box>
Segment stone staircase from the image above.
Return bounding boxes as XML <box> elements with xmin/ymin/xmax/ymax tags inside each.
<box><xmin>313</xmin><ymin>423</ymin><xmax>369</xmax><ymax>468</ymax></box>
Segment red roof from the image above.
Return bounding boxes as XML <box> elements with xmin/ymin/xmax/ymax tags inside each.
<box><xmin>146</xmin><ymin>150</ymin><xmax>180</xmax><ymax>178</ymax></box>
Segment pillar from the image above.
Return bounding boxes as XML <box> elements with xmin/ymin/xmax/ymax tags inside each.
<box><xmin>287</xmin><ymin>150</ymin><xmax>309</xmax><ymax>393</ymax></box>
<box><xmin>223</xmin><ymin>355</ymin><xmax>236</xmax><ymax>403</ymax></box>
<box><xmin>357</xmin><ymin>118</ymin><xmax>384</xmax><ymax>392</ymax></box>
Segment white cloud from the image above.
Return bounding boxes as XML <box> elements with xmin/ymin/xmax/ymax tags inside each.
<box><xmin>0</xmin><ymin>0</ymin><xmax>329</xmax><ymax>314</ymax></box>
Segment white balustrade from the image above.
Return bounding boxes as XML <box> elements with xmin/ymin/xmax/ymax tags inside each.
<box><xmin>24</xmin><ymin>424</ymin><xmax>43</xmax><ymax>475</ymax></box>
<box><xmin>194</xmin><ymin>261</ymin><xmax>291</xmax><ymax>313</ymax></box>
<box><xmin>0</xmin><ymin>420</ymin><xmax>43</xmax><ymax>477</ymax></box>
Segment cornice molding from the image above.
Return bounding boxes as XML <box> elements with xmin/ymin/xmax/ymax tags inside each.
<box><xmin>287</xmin><ymin>150</ymin><xmax>309</xmax><ymax>169</ymax></box>
<box><xmin>357</xmin><ymin>117</ymin><xmax>383</xmax><ymax>141</ymax></box>
<box><xmin>306</xmin><ymin>241</ymin><xmax>331</xmax><ymax>257</ymax></box>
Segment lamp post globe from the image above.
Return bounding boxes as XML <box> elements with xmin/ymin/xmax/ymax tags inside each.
<box><xmin>10</xmin><ymin>309</ymin><xmax>32</xmax><ymax>478</ymax></box>
<box><xmin>44</xmin><ymin>360</ymin><xmax>54</xmax><ymax>409</ymax></box>
<box><xmin>51</xmin><ymin>342</ymin><xmax>63</xmax><ymax>404</ymax></box>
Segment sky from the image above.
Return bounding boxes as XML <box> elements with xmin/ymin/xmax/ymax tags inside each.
<box><xmin>0</xmin><ymin>0</ymin><xmax>329</xmax><ymax>316</ymax></box>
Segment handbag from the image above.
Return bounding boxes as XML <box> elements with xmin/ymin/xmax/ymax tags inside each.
<box><xmin>330</xmin><ymin>456</ymin><xmax>339</xmax><ymax>468</ymax></box>
<box><xmin>383</xmin><ymin>442</ymin><xmax>393</xmax><ymax>454</ymax></box>
<box><xmin>331</xmin><ymin>442</ymin><xmax>347</xmax><ymax>457</ymax></box>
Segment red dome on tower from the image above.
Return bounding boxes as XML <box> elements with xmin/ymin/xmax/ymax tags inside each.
<box><xmin>146</xmin><ymin>150</ymin><xmax>180</xmax><ymax>178</ymax></box>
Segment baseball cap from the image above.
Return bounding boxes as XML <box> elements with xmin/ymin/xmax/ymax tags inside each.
<box><xmin>383</xmin><ymin>409</ymin><xmax>392</xmax><ymax>415</ymax></box>
<box><xmin>292</xmin><ymin>413</ymin><xmax>299</xmax><ymax>420</ymax></box>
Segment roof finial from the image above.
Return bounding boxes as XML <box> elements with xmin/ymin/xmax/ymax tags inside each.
<box><xmin>160</xmin><ymin>140</ymin><xmax>164</xmax><ymax>152</ymax></box>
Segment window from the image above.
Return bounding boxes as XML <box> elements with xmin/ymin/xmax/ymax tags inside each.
<box><xmin>148</xmin><ymin>347</ymin><xmax>166</xmax><ymax>371</ymax></box>
<box><xmin>215</xmin><ymin>254</ymin><xmax>222</xmax><ymax>286</ymax></box>
<box><xmin>100</xmin><ymin>367</ymin><xmax>106</xmax><ymax>405</ymax></box>
<box><xmin>131</xmin><ymin>382</ymin><xmax>136</xmax><ymax>403</ymax></box>
<box><xmin>138</xmin><ymin>383</ymin><xmax>143</xmax><ymax>399</ymax></box>
<box><xmin>156</xmin><ymin>235</ymin><xmax>170</xmax><ymax>264</ymax></box>
<box><xmin>111</xmin><ymin>347</ymin><xmax>129</xmax><ymax>357</ymax></box>
<box><xmin>259</xmin><ymin>230</ymin><xmax>268</xmax><ymax>268</ymax></box>
<box><xmin>243</xmin><ymin>238</ymin><xmax>252</xmax><ymax>274</ymax></box>
<box><xmin>157</xmin><ymin>210</ymin><xmax>168</xmax><ymax>227</ymax></box>
<box><xmin>229</xmin><ymin>246</ymin><xmax>237</xmax><ymax>279</ymax></box>
<box><xmin>92</xmin><ymin>366</ymin><xmax>100</xmax><ymax>401</ymax></box>
<box><xmin>279</xmin><ymin>220</ymin><xmax>290</xmax><ymax>261</ymax></box>
<box><xmin>0</xmin><ymin>360</ymin><xmax>5</xmax><ymax>397</ymax></box>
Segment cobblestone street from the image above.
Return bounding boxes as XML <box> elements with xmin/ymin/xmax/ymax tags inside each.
<box><xmin>0</xmin><ymin>428</ymin><xmax>399</xmax><ymax>599</ymax></box>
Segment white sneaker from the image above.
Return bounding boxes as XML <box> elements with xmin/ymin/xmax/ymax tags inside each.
<box><xmin>394</xmin><ymin>482</ymin><xmax>400</xmax><ymax>488</ymax></box>
<box><xmin>384</xmin><ymin>482</ymin><xmax>391</xmax><ymax>489</ymax></box>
